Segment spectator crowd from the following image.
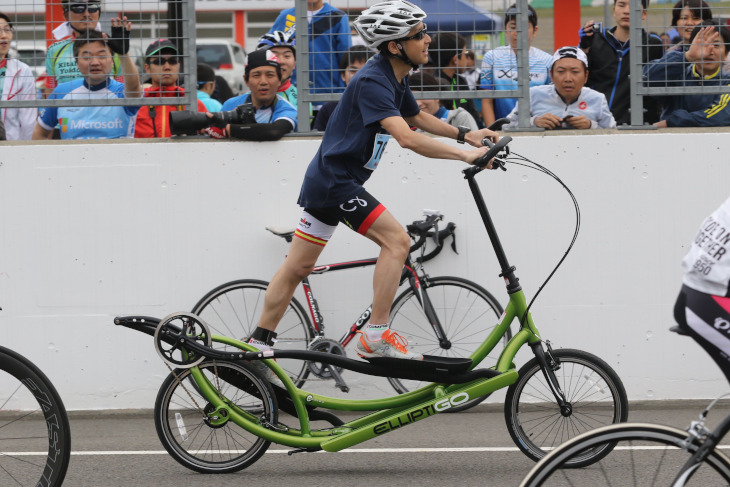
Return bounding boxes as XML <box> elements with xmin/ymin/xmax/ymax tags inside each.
<box><xmin>1</xmin><ymin>0</ymin><xmax>729</xmax><ymax>142</ymax></box>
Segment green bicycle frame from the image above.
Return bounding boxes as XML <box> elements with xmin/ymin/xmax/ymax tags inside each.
<box><xmin>184</xmin><ymin>282</ymin><xmax>539</xmax><ymax>452</ymax></box>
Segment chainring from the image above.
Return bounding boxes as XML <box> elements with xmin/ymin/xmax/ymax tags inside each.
<box><xmin>154</xmin><ymin>312</ymin><xmax>212</xmax><ymax>368</ymax></box>
<box><xmin>307</xmin><ymin>338</ymin><xmax>346</xmax><ymax>378</ymax></box>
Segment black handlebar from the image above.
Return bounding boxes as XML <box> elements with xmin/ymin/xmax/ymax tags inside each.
<box><xmin>487</xmin><ymin>117</ymin><xmax>511</xmax><ymax>132</ymax></box>
<box><xmin>406</xmin><ymin>214</ymin><xmax>457</xmax><ymax>262</ymax></box>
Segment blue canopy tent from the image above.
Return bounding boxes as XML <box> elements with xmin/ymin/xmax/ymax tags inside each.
<box><xmin>410</xmin><ymin>0</ymin><xmax>503</xmax><ymax>34</ymax></box>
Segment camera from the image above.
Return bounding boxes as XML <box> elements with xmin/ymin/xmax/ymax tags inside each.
<box><xmin>169</xmin><ymin>101</ymin><xmax>257</xmax><ymax>135</ymax></box>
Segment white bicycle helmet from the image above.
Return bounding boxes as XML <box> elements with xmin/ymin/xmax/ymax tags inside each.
<box><xmin>354</xmin><ymin>0</ymin><xmax>427</xmax><ymax>49</ymax></box>
<box><xmin>257</xmin><ymin>30</ymin><xmax>296</xmax><ymax>53</ymax></box>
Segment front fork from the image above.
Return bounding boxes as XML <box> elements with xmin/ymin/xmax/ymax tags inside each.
<box><xmin>530</xmin><ymin>340</ymin><xmax>571</xmax><ymax>416</ymax></box>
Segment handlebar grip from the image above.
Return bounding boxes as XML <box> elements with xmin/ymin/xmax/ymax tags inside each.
<box><xmin>474</xmin><ymin>136</ymin><xmax>512</xmax><ymax>168</ymax></box>
<box><xmin>487</xmin><ymin>117</ymin><xmax>511</xmax><ymax>132</ymax></box>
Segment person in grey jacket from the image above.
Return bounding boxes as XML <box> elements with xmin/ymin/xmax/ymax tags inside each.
<box><xmin>409</xmin><ymin>71</ymin><xmax>478</xmax><ymax>131</ymax></box>
<box><xmin>505</xmin><ymin>46</ymin><xmax>616</xmax><ymax>130</ymax></box>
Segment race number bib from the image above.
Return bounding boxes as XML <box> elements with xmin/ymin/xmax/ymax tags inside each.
<box><xmin>364</xmin><ymin>133</ymin><xmax>391</xmax><ymax>171</ymax></box>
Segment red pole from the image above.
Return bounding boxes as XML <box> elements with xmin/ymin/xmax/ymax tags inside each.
<box><xmin>46</xmin><ymin>0</ymin><xmax>66</xmax><ymax>47</ymax></box>
<box><xmin>553</xmin><ymin>0</ymin><xmax>582</xmax><ymax>50</ymax></box>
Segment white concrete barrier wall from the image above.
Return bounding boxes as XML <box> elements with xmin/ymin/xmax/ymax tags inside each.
<box><xmin>1</xmin><ymin>130</ymin><xmax>728</xmax><ymax>410</ymax></box>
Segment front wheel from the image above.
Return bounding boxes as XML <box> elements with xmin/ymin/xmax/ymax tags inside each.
<box><xmin>519</xmin><ymin>423</ymin><xmax>730</xmax><ymax>486</ymax></box>
<box><xmin>0</xmin><ymin>346</ymin><xmax>71</xmax><ymax>487</ymax></box>
<box><xmin>505</xmin><ymin>348</ymin><xmax>628</xmax><ymax>467</ymax></box>
<box><xmin>154</xmin><ymin>360</ymin><xmax>278</xmax><ymax>473</ymax></box>
<box><xmin>387</xmin><ymin>276</ymin><xmax>507</xmax><ymax>412</ymax></box>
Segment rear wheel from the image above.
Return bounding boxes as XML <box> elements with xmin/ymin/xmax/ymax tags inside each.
<box><xmin>154</xmin><ymin>360</ymin><xmax>277</xmax><ymax>473</ymax></box>
<box><xmin>191</xmin><ymin>279</ymin><xmax>314</xmax><ymax>386</ymax></box>
<box><xmin>387</xmin><ymin>276</ymin><xmax>507</xmax><ymax>411</ymax></box>
<box><xmin>505</xmin><ymin>348</ymin><xmax>629</xmax><ymax>467</ymax></box>
<box><xmin>519</xmin><ymin>423</ymin><xmax>730</xmax><ymax>486</ymax></box>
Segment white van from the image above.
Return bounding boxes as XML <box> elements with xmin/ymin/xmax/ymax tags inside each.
<box><xmin>196</xmin><ymin>39</ymin><xmax>247</xmax><ymax>94</ymax></box>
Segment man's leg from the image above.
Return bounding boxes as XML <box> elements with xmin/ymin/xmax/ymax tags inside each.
<box><xmin>355</xmin><ymin>208</ymin><xmax>423</xmax><ymax>360</ymax></box>
<box><xmin>363</xmin><ymin>209</ymin><xmax>411</xmax><ymax>325</ymax></box>
<box><xmin>257</xmin><ymin>235</ymin><xmax>325</xmax><ymax>333</ymax></box>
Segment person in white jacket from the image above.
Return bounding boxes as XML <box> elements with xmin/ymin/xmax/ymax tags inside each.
<box><xmin>0</xmin><ymin>12</ymin><xmax>37</xmax><ymax>140</ymax></box>
<box><xmin>506</xmin><ymin>46</ymin><xmax>616</xmax><ymax>130</ymax></box>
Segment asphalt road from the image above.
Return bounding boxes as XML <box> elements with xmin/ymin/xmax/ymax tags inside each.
<box><xmin>58</xmin><ymin>401</ymin><xmax>730</xmax><ymax>487</ymax></box>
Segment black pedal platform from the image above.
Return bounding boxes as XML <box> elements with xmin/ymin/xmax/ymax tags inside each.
<box><xmin>363</xmin><ymin>355</ymin><xmax>472</xmax><ymax>375</ymax></box>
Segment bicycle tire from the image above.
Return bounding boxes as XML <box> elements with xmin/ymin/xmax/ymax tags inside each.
<box><xmin>505</xmin><ymin>348</ymin><xmax>629</xmax><ymax>467</ymax></box>
<box><xmin>0</xmin><ymin>345</ymin><xmax>71</xmax><ymax>487</ymax></box>
<box><xmin>154</xmin><ymin>360</ymin><xmax>278</xmax><ymax>473</ymax></box>
<box><xmin>387</xmin><ymin>276</ymin><xmax>507</xmax><ymax>412</ymax></box>
<box><xmin>519</xmin><ymin>422</ymin><xmax>730</xmax><ymax>486</ymax></box>
<box><xmin>191</xmin><ymin>279</ymin><xmax>314</xmax><ymax>387</ymax></box>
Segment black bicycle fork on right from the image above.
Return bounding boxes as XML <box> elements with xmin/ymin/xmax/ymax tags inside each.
<box><xmin>464</xmin><ymin>162</ymin><xmax>571</xmax><ymax>414</ymax></box>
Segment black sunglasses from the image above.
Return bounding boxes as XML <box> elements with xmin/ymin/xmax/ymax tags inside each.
<box><xmin>69</xmin><ymin>4</ymin><xmax>101</xmax><ymax>14</ymax></box>
<box><xmin>400</xmin><ymin>24</ymin><xmax>428</xmax><ymax>42</ymax></box>
<box><xmin>148</xmin><ymin>56</ymin><xmax>179</xmax><ymax>66</ymax></box>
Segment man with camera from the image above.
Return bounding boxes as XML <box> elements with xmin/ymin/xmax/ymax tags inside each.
<box><xmin>172</xmin><ymin>49</ymin><xmax>296</xmax><ymax>141</ymax></box>
<box><xmin>33</xmin><ymin>27</ymin><xmax>142</xmax><ymax>140</ymax></box>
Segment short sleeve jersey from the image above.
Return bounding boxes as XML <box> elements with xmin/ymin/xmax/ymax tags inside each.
<box><xmin>38</xmin><ymin>78</ymin><xmax>140</xmax><ymax>139</ymax></box>
<box><xmin>220</xmin><ymin>93</ymin><xmax>298</xmax><ymax>129</ymax></box>
<box><xmin>46</xmin><ymin>38</ymin><xmax>123</xmax><ymax>88</ymax></box>
<box><xmin>683</xmin><ymin>196</ymin><xmax>730</xmax><ymax>297</ymax></box>
<box><xmin>480</xmin><ymin>46</ymin><xmax>553</xmax><ymax>119</ymax></box>
<box><xmin>297</xmin><ymin>54</ymin><xmax>420</xmax><ymax>208</ymax></box>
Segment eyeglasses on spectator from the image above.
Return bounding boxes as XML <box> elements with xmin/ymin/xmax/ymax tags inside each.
<box><xmin>149</xmin><ymin>57</ymin><xmax>179</xmax><ymax>66</ymax></box>
<box><xmin>69</xmin><ymin>4</ymin><xmax>101</xmax><ymax>14</ymax></box>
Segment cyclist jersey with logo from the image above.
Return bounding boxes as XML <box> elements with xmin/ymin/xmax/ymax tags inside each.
<box><xmin>683</xmin><ymin>196</ymin><xmax>730</xmax><ymax>297</ymax></box>
<box><xmin>220</xmin><ymin>93</ymin><xmax>297</xmax><ymax>128</ymax></box>
<box><xmin>297</xmin><ymin>54</ymin><xmax>419</xmax><ymax>209</ymax></box>
<box><xmin>46</xmin><ymin>38</ymin><xmax>123</xmax><ymax>87</ymax></box>
<box><xmin>38</xmin><ymin>78</ymin><xmax>140</xmax><ymax>139</ymax></box>
<box><xmin>479</xmin><ymin>45</ymin><xmax>552</xmax><ymax>119</ymax></box>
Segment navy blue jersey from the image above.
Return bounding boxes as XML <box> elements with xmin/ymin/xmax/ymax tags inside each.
<box><xmin>298</xmin><ymin>54</ymin><xmax>420</xmax><ymax>208</ymax></box>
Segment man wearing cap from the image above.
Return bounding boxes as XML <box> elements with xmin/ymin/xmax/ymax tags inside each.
<box><xmin>479</xmin><ymin>4</ymin><xmax>552</xmax><ymax>127</ymax></box>
<box><xmin>505</xmin><ymin>46</ymin><xmax>616</xmax><ymax>130</ymax></box>
<box><xmin>135</xmin><ymin>39</ymin><xmax>207</xmax><ymax>138</ymax></box>
<box><xmin>206</xmin><ymin>49</ymin><xmax>297</xmax><ymax>141</ymax></box>
<box><xmin>33</xmin><ymin>29</ymin><xmax>142</xmax><ymax>140</ymax></box>
<box><xmin>197</xmin><ymin>63</ymin><xmax>222</xmax><ymax>113</ymax></box>
<box><xmin>45</xmin><ymin>0</ymin><xmax>127</xmax><ymax>91</ymax></box>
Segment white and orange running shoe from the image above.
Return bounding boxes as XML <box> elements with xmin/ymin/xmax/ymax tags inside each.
<box><xmin>355</xmin><ymin>329</ymin><xmax>424</xmax><ymax>361</ymax></box>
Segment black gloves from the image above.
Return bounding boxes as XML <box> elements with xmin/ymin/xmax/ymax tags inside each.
<box><xmin>108</xmin><ymin>24</ymin><xmax>130</xmax><ymax>55</ymax></box>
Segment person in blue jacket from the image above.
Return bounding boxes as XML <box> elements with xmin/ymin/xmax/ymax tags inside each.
<box><xmin>268</xmin><ymin>0</ymin><xmax>351</xmax><ymax>95</ymax></box>
<box><xmin>644</xmin><ymin>21</ymin><xmax>730</xmax><ymax>128</ymax></box>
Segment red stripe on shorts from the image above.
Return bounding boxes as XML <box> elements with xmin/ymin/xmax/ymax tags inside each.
<box><xmin>713</xmin><ymin>295</ymin><xmax>730</xmax><ymax>313</ymax></box>
<box><xmin>356</xmin><ymin>204</ymin><xmax>386</xmax><ymax>235</ymax></box>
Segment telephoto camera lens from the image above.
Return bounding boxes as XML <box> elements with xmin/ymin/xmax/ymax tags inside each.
<box><xmin>169</xmin><ymin>102</ymin><xmax>257</xmax><ymax>135</ymax></box>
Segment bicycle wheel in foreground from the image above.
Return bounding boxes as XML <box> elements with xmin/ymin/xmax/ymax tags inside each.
<box><xmin>388</xmin><ymin>276</ymin><xmax>507</xmax><ymax>412</ymax></box>
<box><xmin>505</xmin><ymin>348</ymin><xmax>628</xmax><ymax>467</ymax></box>
<box><xmin>191</xmin><ymin>279</ymin><xmax>314</xmax><ymax>387</ymax></box>
<box><xmin>154</xmin><ymin>360</ymin><xmax>278</xmax><ymax>473</ymax></box>
<box><xmin>519</xmin><ymin>422</ymin><xmax>730</xmax><ymax>486</ymax></box>
<box><xmin>0</xmin><ymin>346</ymin><xmax>71</xmax><ymax>487</ymax></box>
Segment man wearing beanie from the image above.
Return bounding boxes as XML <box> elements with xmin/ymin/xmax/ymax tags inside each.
<box><xmin>504</xmin><ymin>46</ymin><xmax>616</xmax><ymax>130</ymax></box>
<box><xmin>206</xmin><ymin>49</ymin><xmax>297</xmax><ymax>141</ymax></box>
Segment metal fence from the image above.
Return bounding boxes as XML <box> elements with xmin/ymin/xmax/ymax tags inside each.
<box><xmin>2</xmin><ymin>0</ymin><xmax>730</xmax><ymax>135</ymax></box>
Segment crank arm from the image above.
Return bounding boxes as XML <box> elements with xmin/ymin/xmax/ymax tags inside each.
<box><xmin>324</xmin><ymin>364</ymin><xmax>350</xmax><ymax>393</ymax></box>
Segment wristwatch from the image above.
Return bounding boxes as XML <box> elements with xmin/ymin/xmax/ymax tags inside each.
<box><xmin>456</xmin><ymin>125</ymin><xmax>470</xmax><ymax>144</ymax></box>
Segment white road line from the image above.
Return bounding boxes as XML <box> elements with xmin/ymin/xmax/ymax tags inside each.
<box><xmin>5</xmin><ymin>445</ymin><xmax>724</xmax><ymax>456</ymax></box>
